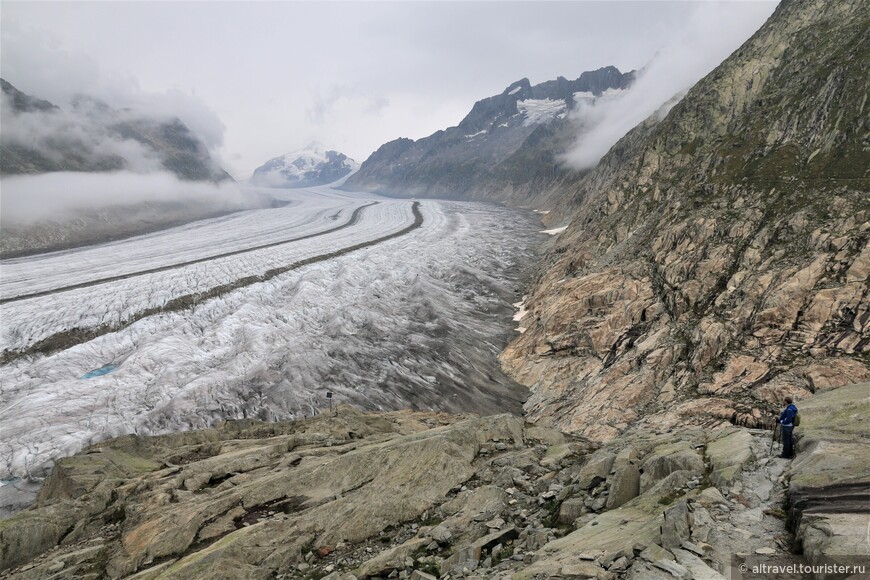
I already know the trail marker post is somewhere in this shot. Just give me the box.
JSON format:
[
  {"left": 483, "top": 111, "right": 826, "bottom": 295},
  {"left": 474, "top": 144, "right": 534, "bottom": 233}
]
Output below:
[{"left": 326, "top": 391, "right": 333, "bottom": 415}]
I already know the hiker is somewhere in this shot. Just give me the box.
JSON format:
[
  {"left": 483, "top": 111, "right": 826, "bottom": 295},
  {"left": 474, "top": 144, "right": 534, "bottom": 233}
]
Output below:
[{"left": 778, "top": 396, "right": 798, "bottom": 459}]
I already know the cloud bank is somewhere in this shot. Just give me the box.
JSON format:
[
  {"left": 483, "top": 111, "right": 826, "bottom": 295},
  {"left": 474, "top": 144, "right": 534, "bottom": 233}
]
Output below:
[
  {"left": 561, "top": 2, "right": 775, "bottom": 170},
  {"left": 0, "top": 171, "right": 251, "bottom": 224}
]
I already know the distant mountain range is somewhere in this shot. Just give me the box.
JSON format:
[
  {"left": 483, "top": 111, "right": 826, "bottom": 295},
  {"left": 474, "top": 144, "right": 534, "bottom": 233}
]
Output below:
[
  {"left": 343, "top": 66, "right": 634, "bottom": 205},
  {"left": 0, "top": 78, "right": 230, "bottom": 182},
  {"left": 249, "top": 143, "right": 358, "bottom": 188}
]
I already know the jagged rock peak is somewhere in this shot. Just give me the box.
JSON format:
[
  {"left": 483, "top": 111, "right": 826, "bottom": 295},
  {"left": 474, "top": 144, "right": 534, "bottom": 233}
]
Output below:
[{"left": 501, "top": 78, "right": 531, "bottom": 96}]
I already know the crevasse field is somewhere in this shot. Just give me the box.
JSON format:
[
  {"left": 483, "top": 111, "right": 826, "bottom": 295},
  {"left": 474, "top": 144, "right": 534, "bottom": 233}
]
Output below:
[{"left": 0, "top": 185, "right": 544, "bottom": 511}]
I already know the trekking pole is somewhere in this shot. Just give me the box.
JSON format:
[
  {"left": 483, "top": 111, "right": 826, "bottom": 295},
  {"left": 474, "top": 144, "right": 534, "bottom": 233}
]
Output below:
[{"left": 769, "top": 421, "right": 779, "bottom": 456}]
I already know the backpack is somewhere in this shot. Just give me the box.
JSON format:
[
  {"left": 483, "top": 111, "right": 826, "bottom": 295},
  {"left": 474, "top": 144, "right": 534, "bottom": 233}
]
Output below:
[{"left": 793, "top": 411, "right": 801, "bottom": 427}]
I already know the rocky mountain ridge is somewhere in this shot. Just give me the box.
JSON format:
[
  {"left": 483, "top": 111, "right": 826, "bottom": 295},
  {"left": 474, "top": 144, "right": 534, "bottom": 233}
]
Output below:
[
  {"left": 249, "top": 143, "right": 359, "bottom": 188},
  {"left": 1, "top": 383, "right": 865, "bottom": 578},
  {"left": 343, "top": 67, "right": 634, "bottom": 206},
  {"left": 500, "top": 0, "right": 869, "bottom": 441}
]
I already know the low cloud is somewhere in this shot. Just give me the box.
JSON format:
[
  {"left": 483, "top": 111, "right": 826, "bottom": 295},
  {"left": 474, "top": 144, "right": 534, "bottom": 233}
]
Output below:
[
  {"left": 561, "top": 2, "right": 775, "bottom": 170},
  {"left": 1, "top": 171, "right": 250, "bottom": 224}
]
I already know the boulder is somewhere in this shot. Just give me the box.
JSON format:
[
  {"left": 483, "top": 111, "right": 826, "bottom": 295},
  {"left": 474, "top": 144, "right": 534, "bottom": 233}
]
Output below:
[
  {"left": 660, "top": 501, "right": 693, "bottom": 550},
  {"left": 652, "top": 558, "right": 690, "bottom": 579},
  {"left": 428, "top": 525, "right": 452, "bottom": 545},
  {"left": 605, "top": 464, "right": 640, "bottom": 510},
  {"left": 612, "top": 447, "right": 638, "bottom": 471},
  {"left": 355, "top": 538, "right": 428, "bottom": 578},
  {"left": 524, "top": 426, "right": 568, "bottom": 447},
  {"left": 706, "top": 430, "right": 754, "bottom": 490},
  {"left": 639, "top": 442, "right": 704, "bottom": 492},
  {"left": 696, "top": 487, "right": 728, "bottom": 508},
  {"left": 513, "top": 506, "right": 662, "bottom": 579},
  {"left": 671, "top": 548, "right": 726, "bottom": 580},
  {"left": 558, "top": 561, "right": 614, "bottom": 579},
  {"left": 575, "top": 453, "right": 615, "bottom": 490},
  {"left": 639, "top": 543, "right": 673, "bottom": 564},
  {"left": 440, "top": 525, "right": 518, "bottom": 575},
  {"left": 557, "top": 498, "right": 586, "bottom": 525}
]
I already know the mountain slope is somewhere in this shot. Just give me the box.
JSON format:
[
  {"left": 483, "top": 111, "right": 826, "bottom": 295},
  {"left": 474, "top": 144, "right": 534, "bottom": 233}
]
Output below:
[
  {"left": 249, "top": 143, "right": 358, "bottom": 188},
  {"left": 343, "top": 67, "right": 634, "bottom": 205},
  {"left": 0, "top": 79, "right": 231, "bottom": 182},
  {"left": 501, "top": 0, "right": 870, "bottom": 440}
]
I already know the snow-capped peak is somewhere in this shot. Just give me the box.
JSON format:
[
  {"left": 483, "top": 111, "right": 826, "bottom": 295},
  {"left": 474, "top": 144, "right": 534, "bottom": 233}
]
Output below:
[{"left": 250, "top": 144, "right": 359, "bottom": 188}]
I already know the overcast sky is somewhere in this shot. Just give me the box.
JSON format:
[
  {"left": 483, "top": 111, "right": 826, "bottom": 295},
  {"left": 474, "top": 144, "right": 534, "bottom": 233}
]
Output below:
[{"left": 1, "top": 1, "right": 776, "bottom": 180}]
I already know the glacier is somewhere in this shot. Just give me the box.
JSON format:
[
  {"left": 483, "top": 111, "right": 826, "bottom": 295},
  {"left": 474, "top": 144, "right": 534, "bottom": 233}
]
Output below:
[{"left": 0, "top": 184, "right": 545, "bottom": 510}]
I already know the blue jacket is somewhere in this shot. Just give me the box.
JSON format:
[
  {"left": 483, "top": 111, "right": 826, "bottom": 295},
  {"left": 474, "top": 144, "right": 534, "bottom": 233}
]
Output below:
[{"left": 780, "top": 403, "right": 798, "bottom": 426}]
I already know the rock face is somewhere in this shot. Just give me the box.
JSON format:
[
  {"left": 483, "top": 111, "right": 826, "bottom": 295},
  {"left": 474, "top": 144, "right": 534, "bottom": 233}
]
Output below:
[
  {"left": 0, "top": 79, "right": 231, "bottom": 181},
  {"left": 343, "top": 67, "right": 634, "bottom": 206},
  {"left": 501, "top": 0, "right": 869, "bottom": 441},
  {"left": 249, "top": 143, "right": 359, "bottom": 188}
]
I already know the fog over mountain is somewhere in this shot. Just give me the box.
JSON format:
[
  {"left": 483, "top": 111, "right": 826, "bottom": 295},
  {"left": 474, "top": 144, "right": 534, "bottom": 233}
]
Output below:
[{"left": 0, "top": 79, "right": 268, "bottom": 256}]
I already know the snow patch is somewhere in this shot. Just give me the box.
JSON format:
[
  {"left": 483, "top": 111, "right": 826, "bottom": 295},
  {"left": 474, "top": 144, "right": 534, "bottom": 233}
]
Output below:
[
  {"left": 465, "top": 129, "right": 487, "bottom": 139},
  {"left": 517, "top": 98, "right": 567, "bottom": 126},
  {"left": 508, "top": 85, "right": 523, "bottom": 95},
  {"left": 512, "top": 295, "right": 528, "bottom": 333},
  {"left": 540, "top": 226, "right": 568, "bottom": 236}
]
